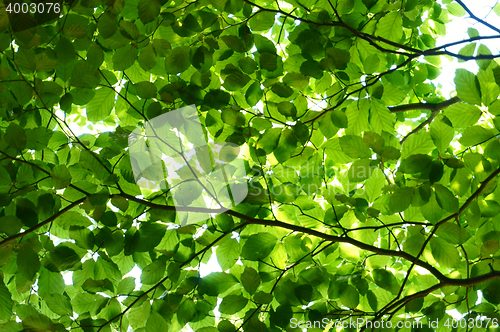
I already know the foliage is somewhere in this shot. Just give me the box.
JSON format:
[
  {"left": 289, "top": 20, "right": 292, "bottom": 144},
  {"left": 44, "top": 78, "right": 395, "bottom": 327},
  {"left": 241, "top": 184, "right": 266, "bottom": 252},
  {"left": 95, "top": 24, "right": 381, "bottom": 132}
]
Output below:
[{"left": 1, "top": 0, "right": 500, "bottom": 331}]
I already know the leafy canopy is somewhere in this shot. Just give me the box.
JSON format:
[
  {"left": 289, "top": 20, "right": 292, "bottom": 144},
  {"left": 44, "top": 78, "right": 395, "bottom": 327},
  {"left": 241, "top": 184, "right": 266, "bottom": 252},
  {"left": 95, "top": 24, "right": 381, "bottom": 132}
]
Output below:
[{"left": 1, "top": 0, "right": 500, "bottom": 331}]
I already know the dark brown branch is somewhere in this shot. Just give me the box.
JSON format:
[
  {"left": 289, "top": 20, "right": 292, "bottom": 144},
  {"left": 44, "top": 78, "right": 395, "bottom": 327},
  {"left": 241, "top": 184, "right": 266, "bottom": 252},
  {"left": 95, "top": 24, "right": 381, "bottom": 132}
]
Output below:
[
  {"left": 389, "top": 96, "right": 461, "bottom": 113},
  {"left": 368, "top": 164, "right": 500, "bottom": 327},
  {"left": 425, "top": 34, "right": 500, "bottom": 53},
  {"left": 362, "top": 268, "right": 500, "bottom": 332},
  {"left": 455, "top": 0, "right": 500, "bottom": 34},
  {"left": 0, "top": 198, "right": 86, "bottom": 248},
  {"left": 400, "top": 111, "right": 439, "bottom": 144},
  {"left": 97, "top": 222, "right": 248, "bottom": 332},
  {"left": 117, "top": 194, "right": 447, "bottom": 281},
  {"left": 423, "top": 49, "right": 500, "bottom": 60}
]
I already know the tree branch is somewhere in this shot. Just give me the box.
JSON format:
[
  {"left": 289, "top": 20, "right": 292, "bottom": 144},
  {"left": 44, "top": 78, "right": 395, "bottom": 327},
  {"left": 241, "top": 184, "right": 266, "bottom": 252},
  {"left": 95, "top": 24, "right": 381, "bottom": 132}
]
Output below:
[
  {"left": 369, "top": 164, "right": 500, "bottom": 326},
  {"left": 117, "top": 194, "right": 448, "bottom": 281},
  {"left": 389, "top": 96, "right": 461, "bottom": 113},
  {"left": 455, "top": 0, "right": 500, "bottom": 34},
  {"left": 0, "top": 198, "right": 86, "bottom": 248},
  {"left": 400, "top": 110, "right": 439, "bottom": 144}
]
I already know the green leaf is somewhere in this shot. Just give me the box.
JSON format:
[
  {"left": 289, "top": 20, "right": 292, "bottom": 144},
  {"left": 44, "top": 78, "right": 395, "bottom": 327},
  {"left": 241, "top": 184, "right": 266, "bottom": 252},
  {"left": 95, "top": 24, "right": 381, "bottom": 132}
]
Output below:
[
  {"left": 300, "top": 60, "right": 323, "bottom": 79},
  {"left": 138, "top": 44, "right": 157, "bottom": 71},
  {"left": 399, "top": 154, "right": 433, "bottom": 173},
  {"left": 165, "top": 47, "right": 191, "bottom": 74},
  {"left": 365, "top": 168, "right": 385, "bottom": 202},
  {"left": 214, "top": 214, "right": 234, "bottom": 233},
  {"left": 112, "top": 44, "right": 138, "bottom": 71},
  {"left": 444, "top": 103, "right": 482, "bottom": 128},
  {"left": 22, "top": 314, "right": 54, "bottom": 331},
  {"left": 339, "top": 135, "right": 372, "bottom": 158},
  {"left": 16, "top": 198, "right": 38, "bottom": 228},
  {"left": 259, "top": 52, "right": 277, "bottom": 71},
  {"left": 479, "top": 199, "right": 500, "bottom": 217},
  {"left": 204, "top": 89, "right": 230, "bottom": 109},
  {"left": 241, "top": 232, "right": 277, "bottom": 261},
  {"left": 277, "top": 101, "right": 296, "bottom": 117},
  {"left": 346, "top": 100, "right": 369, "bottom": 135},
  {"left": 146, "top": 312, "right": 169, "bottom": 332},
  {"left": 241, "top": 267, "right": 260, "bottom": 294},
  {"left": 50, "top": 245, "right": 81, "bottom": 270},
  {"left": 87, "top": 43, "right": 104, "bottom": 69},
  {"left": 140, "top": 261, "right": 166, "bottom": 284},
  {"left": 476, "top": 44, "right": 493, "bottom": 70},
  {"left": 97, "top": 12, "right": 118, "bottom": 39},
  {"left": 254, "top": 291, "right": 273, "bottom": 304},
  {"left": 44, "top": 294, "right": 73, "bottom": 316},
  {"left": 70, "top": 62, "right": 99, "bottom": 89},
  {"left": 283, "top": 72, "right": 309, "bottom": 90},
  {"left": 483, "top": 280, "right": 500, "bottom": 304},
  {"left": 219, "top": 295, "right": 248, "bottom": 314},
  {"left": 364, "top": 54, "right": 380, "bottom": 74},
  {"left": 17, "top": 245, "right": 40, "bottom": 280},
  {"left": 271, "top": 83, "right": 293, "bottom": 98},
  {"left": 249, "top": 11, "right": 276, "bottom": 32},
  {"left": 459, "top": 126, "right": 495, "bottom": 146},
  {"left": 26, "top": 127, "right": 53, "bottom": 151},
  {"left": 458, "top": 43, "right": 476, "bottom": 60},
  {"left": 389, "top": 187, "right": 414, "bottom": 213},
  {"left": 178, "top": 299, "right": 197, "bottom": 326},
  {"left": 372, "top": 269, "right": 400, "bottom": 295},
  {"left": 216, "top": 237, "right": 240, "bottom": 271},
  {"left": 51, "top": 164, "right": 72, "bottom": 189},
  {"left": 0, "top": 280, "right": 13, "bottom": 322},
  {"left": 348, "top": 159, "right": 372, "bottom": 182},
  {"left": 273, "top": 129, "right": 297, "bottom": 163},
  {"left": 82, "top": 278, "right": 114, "bottom": 293},
  {"left": 376, "top": 11, "right": 403, "bottom": 42},
  {"left": 401, "top": 131, "right": 434, "bottom": 158},
  {"left": 436, "top": 222, "right": 471, "bottom": 245},
  {"left": 292, "top": 121, "right": 309, "bottom": 145},
  {"left": 257, "top": 128, "right": 281, "bottom": 154},
  {"left": 5, "top": 123, "right": 27, "bottom": 151},
  {"left": 370, "top": 100, "right": 394, "bottom": 133},
  {"left": 447, "top": 3, "right": 466, "bottom": 16},
  {"left": 421, "top": 193, "right": 442, "bottom": 223},
  {"left": 11, "top": 80, "right": 33, "bottom": 106},
  {"left": 363, "top": 131, "right": 384, "bottom": 153},
  {"left": 482, "top": 238, "right": 500, "bottom": 255},
  {"left": 430, "top": 116, "right": 454, "bottom": 153},
  {"left": 223, "top": 72, "right": 250, "bottom": 91},
  {"left": 494, "top": 2, "right": 500, "bottom": 16},
  {"left": 55, "top": 38, "right": 75, "bottom": 65},
  {"left": 331, "top": 109, "right": 348, "bottom": 128},
  {"left": 0, "top": 216, "right": 22, "bottom": 236},
  {"left": 326, "top": 47, "right": 350, "bottom": 69},
  {"left": 339, "top": 284, "right": 359, "bottom": 308},
  {"left": 116, "top": 277, "right": 136, "bottom": 295},
  {"left": 238, "top": 57, "right": 258, "bottom": 75},
  {"left": 134, "top": 81, "right": 157, "bottom": 99},
  {"left": 86, "top": 88, "right": 116, "bottom": 122},
  {"left": 198, "top": 272, "right": 238, "bottom": 296},
  {"left": 56, "top": 211, "right": 92, "bottom": 229},
  {"left": 0, "top": 321, "right": 22, "bottom": 332},
  {"left": 430, "top": 237, "right": 460, "bottom": 268},
  {"left": 138, "top": 0, "right": 160, "bottom": 24},
  {"left": 245, "top": 82, "right": 263, "bottom": 106},
  {"left": 434, "top": 184, "right": 458, "bottom": 213},
  {"left": 454, "top": 69, "right": 482, "bottom": 105},
  {"left": 38, "top": 268, "right": 65, "bottom": 297}
]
